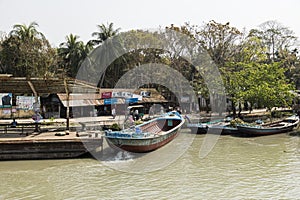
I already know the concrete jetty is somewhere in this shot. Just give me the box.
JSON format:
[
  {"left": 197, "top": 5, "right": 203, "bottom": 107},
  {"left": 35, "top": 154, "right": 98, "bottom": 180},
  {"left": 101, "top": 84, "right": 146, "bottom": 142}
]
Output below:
[
  {"left": 0, "top": 131, "right": 103, "bottom": 160},
  {"left": 0, "top": 116, "right": 115, "bottom": 160}
]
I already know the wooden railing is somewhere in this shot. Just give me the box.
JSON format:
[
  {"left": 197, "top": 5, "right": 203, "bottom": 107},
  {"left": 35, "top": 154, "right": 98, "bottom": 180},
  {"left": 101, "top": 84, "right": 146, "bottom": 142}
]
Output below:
[{"left": 0, "top": 122, "right": 40, "bottom": 135}]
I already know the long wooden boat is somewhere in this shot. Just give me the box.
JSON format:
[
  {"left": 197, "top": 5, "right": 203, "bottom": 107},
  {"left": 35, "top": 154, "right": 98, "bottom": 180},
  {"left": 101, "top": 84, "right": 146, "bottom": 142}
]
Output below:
[
  {"left": 187, "top": 117, "right": 236, "bottom": 135},
  {"left": 207, "top": 124, "right": 238, "bottom": 135},
  {"left": 187, "top": 119, "right": 223, "bottom": 134},
  {"left": 104, "top": 111, "right": 184, "bottom": 153},
  {"left": 236, "top": 115, "right": 299, "bottom": 136}
]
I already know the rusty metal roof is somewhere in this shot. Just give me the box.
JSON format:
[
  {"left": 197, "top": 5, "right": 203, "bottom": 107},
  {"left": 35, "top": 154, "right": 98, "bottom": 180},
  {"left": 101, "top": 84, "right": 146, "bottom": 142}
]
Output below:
[
  {"left": 0, "top": 75, "right": 168, "bottom": 105},
  {"left": 57, "top": 88, "right": 167, "bottom": 107},
  {"left": 0, "top": 76, "right": 99, "bottom": 94}
]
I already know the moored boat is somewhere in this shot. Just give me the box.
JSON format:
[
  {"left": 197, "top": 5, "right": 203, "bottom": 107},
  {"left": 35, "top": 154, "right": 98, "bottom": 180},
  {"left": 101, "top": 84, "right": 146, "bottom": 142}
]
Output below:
[
  {"left": 104, "top": 111, "right": 184, "bottom": 153},
  {"left": 207, "top": 124, "right": 238, "bottom": 135},
  {"left": 187, "top": 117, "right": 236, "bottom": 135},
  {"left": 187, "top": 119, "right": 224, "bottom": 134},
  {"left": 235, "top": 115, "right": 299, "bottom": 136}
]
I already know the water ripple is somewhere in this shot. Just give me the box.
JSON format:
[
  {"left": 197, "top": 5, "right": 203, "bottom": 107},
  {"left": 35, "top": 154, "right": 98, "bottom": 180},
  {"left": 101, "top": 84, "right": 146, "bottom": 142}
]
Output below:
[{"left": 0, "top": 132, "right": 299, "bottom": 199}]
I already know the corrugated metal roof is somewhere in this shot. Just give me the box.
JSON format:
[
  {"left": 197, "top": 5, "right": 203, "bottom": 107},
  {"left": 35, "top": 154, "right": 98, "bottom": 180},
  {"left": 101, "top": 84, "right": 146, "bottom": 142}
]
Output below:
[
  {"left": 61, "top": 99, "right": 104, "bottom": 107},
  {"left": 57, "top": 88, "right": 167, "bottom": 107},
  {"left": 0, "top": 77, "right": 99, "bottom": 94}
]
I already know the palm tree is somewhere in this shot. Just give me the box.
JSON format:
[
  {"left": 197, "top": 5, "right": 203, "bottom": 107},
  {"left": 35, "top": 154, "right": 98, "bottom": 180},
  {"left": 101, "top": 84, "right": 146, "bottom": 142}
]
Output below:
[
  {"left": 90, "top": 22, "right": 121, "bottom": 46},
  {"left": 59, "top": 34, "right": 93, "bottom": 77},
  {"left": 9, "top": 22, "right": 44, "bottom": 41},
  {"left": 3, "top": 22, "right": 56, "bottom": 77},
  {"left": 83, "top": 22, "right": 123, "bottom": 87}
]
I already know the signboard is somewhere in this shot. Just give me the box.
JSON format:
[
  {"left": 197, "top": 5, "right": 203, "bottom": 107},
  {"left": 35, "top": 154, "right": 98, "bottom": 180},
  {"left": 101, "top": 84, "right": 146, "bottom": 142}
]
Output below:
[
  {"left": 2, "top": 108, "right": 11, "bottom": 115},
  {"left": 125, "top": 98, "right": 138, "bottom": 104},
  {"left": 103, "top": 98, "right": 138, "bottom": 105},
  {"left": 16, "top": 96, "right": 40, "bottom": 110},
  {"left": 140, "top": 91, "right": 151, "bottom": 97},
  {"left": 104, "top": 98, "right": 118, "bottom": 105},
  {"left": 112, "top": 91, "right": 123, "bottom": 98},
  {"left": 122, "top": 92, "right": 133, "bottom": 98},
  {"left": 0, "top": 93, "right": 12, "bottom": 108},
  {"left": 101, "top": 92, "right": 112, "bottom": 99},
  {"left": 112, "top": 91, "right": 133, "bottom": 98}
]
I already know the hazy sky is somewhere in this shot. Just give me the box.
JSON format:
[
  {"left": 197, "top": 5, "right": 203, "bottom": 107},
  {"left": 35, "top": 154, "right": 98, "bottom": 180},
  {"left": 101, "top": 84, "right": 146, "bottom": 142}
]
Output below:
[{"left": 1, "top": 0, "right": 300, "bottom": 47}]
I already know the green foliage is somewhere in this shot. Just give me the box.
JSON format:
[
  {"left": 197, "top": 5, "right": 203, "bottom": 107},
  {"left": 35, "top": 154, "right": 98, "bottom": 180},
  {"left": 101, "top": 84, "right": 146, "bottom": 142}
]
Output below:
[
  {"left": 230, "top": 118, "right": 244, "bottom": 127},
  {"left": 90, "top": 22, "right": 121, "bottom": 46},
  {"left": 0, "top": 22, "right": 57, "bottom": 77},
  {"left": 191, "top": 20, "right": 243, "bottom": 66},
  {"left": 271, "top": 110, "right": 293, "bottom": 118},
  {"left": 58, "top": 34, "right": 92, "bottom": 78},
  {"left": 0, "top": 20, "right": 299, "bottom": 117},
  {"left": 134, "top": 120, "right": 143, "bottom": 125},
  {"left": 109, "top": 123, "right": 121, "bottom": 131},
  {"left": 240, "top": 62, "right": 294, "bottom": 110}
]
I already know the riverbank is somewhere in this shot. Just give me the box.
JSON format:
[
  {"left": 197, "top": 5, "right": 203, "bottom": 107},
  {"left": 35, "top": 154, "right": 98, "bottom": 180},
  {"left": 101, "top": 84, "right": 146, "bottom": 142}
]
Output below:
[{"left": 0, "top": 108, "right": 297, "bottom": 160}]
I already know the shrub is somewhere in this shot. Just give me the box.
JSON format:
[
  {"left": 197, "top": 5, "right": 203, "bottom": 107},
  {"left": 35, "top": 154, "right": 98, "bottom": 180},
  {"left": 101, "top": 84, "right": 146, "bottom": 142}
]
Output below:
[
  {"left": 230, "top": 118, "right": 244, "bottom": 127},
  {"left": 109, "top": 123, "right": 121, "bottom": 131}
]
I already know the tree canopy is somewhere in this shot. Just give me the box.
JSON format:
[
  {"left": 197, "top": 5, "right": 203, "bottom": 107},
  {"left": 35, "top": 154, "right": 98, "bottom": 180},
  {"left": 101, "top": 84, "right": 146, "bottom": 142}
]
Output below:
[
  {"left": 0, "top": 22, "right": 56, "bottom": 77},
  {"left": 0, "top": 20, "right": 299, "bottom": 115}
]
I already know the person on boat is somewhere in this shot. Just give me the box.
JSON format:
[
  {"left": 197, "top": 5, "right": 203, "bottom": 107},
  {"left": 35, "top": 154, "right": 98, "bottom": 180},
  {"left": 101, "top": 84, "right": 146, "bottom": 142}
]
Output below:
[
  {"left": 148, "top": 107, "right": 153, "bottom": 118},
  {"left": 160, "top": 107, "right": 164, "bottom": 115},
  {"left": 129, "top": 115, "right": 134, "bottom": 126},
  {"left": 176, "top": 107, "right": 182, "bottom": 114},
  {"left": 134, "top": 109, "right": 139, "bottom": 121}
]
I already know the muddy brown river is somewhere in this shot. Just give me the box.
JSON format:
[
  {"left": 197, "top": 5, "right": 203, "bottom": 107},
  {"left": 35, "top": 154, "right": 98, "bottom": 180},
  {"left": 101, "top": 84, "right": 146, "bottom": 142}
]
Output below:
[{"left": 0, "top": 128, "right": 299, "bottom": 199}]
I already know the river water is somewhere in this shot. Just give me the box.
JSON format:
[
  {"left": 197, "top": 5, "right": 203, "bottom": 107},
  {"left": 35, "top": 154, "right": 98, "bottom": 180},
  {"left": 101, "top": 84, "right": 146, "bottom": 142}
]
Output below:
[{"left": 0, "top": 129, "right": 299, "bottom": 199}]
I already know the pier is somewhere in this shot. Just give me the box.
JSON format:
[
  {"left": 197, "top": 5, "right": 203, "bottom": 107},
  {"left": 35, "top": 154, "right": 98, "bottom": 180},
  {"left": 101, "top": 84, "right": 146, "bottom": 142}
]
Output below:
[{"left": 0, "top": 116, "right": 118, "bottom": 160}]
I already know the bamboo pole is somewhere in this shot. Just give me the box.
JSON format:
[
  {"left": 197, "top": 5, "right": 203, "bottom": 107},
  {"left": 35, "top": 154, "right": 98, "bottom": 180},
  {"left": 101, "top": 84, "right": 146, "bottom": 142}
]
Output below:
[{"left": 64, "top": 79, "right": 70, "bottom": 130}]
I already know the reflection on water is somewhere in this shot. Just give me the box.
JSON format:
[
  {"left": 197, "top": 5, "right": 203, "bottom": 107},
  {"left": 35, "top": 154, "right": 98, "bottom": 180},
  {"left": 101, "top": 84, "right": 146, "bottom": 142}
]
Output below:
[{"left": 0, "top": 129, "right": 299, "bottom": 199}]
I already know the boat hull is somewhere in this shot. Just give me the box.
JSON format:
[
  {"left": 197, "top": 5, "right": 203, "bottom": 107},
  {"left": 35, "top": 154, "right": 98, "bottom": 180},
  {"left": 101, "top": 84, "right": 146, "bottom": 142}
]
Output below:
[
  {"left": 106, "top": 127, "right": 180, "bottom": 153},
  {"left": 104, "top": 111, "right": 184, "bottom": 153},
  {"left": 235, "top": 116, "right": 299, "bottom": 136},
  {"left": 188, "top": 124, "right": 237, "bottom": 135},
  {"left": 236, "top": 125, "right": 295, "bottom": 136},
  {"left": 188, "top": 126, "right": 208, "bottom": 134},
  {"left": 208, "top": 125, "right": 238, "bottom": 135}
]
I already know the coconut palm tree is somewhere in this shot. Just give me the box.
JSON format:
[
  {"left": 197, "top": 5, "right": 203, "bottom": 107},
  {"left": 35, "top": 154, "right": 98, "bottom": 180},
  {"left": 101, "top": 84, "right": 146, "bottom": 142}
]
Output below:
[
  {"left": 58, "top": 34, "right": 93, "bottom": 77},
  {"left": 83, "top": 22, "right": 124, "bottom": 87},
  {"left": 90, "top": 22, "right": 121, "bottom": 46},
  {"left": 9, "top": 22, "right": 44, "bottom": 41},
  {"left": 2, "top": 22, "right": 56, "bottom": 77}
]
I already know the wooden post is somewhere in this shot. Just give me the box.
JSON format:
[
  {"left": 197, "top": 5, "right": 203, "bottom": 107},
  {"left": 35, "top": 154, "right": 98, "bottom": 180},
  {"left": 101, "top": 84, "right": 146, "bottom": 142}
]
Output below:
[
  {"left": 64, "top": 79, "right": 70, "bottom": 130},
  {"left": 66, "top": 93, "right": 70, "bottom": 130},
  {"left": 28, "top": 81, "right": 40, "bottom": 132},
  {"left": 27, "top": 81, "right": 38, "bottom": 102}
]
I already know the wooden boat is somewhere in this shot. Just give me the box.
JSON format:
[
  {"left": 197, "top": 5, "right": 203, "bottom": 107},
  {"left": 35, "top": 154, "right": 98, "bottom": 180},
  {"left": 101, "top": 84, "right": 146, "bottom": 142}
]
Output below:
[
  {"left": 187, "top": 119, "right": 223, "bottom": 134},
  {"left": 236, "top": 115, "right": 299, "bottom": 136},
  {"left": 207, "top": 124, "right": 238, "bottom": 135},
  {"left": 104, "top": 111, "right": 184, "bottom": 153},
  {"left": 187, "top": 117, "right": 236, "bottom": 135}
]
